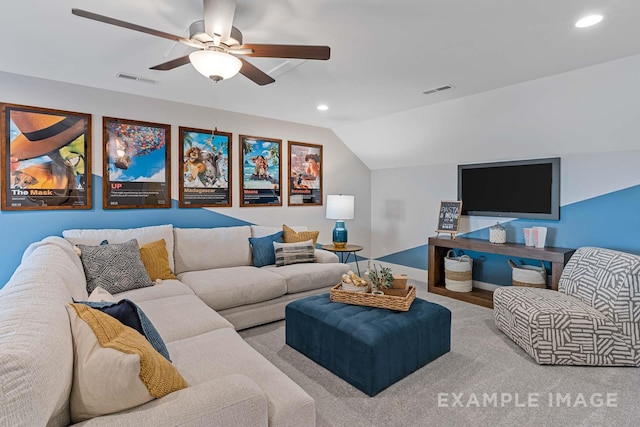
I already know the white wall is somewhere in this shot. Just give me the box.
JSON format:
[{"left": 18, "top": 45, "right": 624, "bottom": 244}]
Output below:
[
  {"left": 365, "top": 53, "right": 640, "bottom": 262},
  {"left": 0, "top": 71, "right": 371, "bottom": 284},
  {"left": 336, "top": 52, "right": 640, "bottom": 170}
]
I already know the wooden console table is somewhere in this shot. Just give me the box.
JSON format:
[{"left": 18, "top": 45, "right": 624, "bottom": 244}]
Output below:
[{"left": 428, "top": 236, "right": 576, "bottom": 308}]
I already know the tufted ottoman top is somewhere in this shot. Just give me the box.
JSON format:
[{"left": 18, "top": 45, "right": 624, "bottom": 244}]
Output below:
[{"left": 285, "top": 293, "right": 451, "bottom": 396}]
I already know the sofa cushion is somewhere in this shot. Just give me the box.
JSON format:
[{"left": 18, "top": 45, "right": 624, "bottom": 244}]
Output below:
[
  {"left": 251, "top": 224, "right": 307, "bottom": 238},
  {"left": 66, "top": 303, "right": 187, "bottom": 423},
  {"left": 88, "top": 286, "right": 117, "bottom": 302},
  {"left": 77, "top": 239, "right": 153, "bottom": 294},
  {"left": 0, "top": 243, "right": 77, "bottom": 427},
  {"left": 166, "top": 327, "right": 315, "bottom": 427},
  {"left": 178, "top": 266, "right": 287, "bottom": 311},
  {"left": 283, "top": 224, "right": 319, "bottom": 247},
  {"left": 63, "top": 224, "right": 176, "bottom": 272},
  {"left": 274, "top": 240, "right": 316, "bottom": 267},
  {"left": 314, "top": 248, "right": 340, "bottom": 263},
  {"left": 249, "top": 231, "right": 283, "bottom": 267},
  {"left": 115, "top": 279, "right": 194, "bottom": 302},
  {"left": 174, "top": 226, "right": 252, "bottom": 274},
  {"left": 21, "top": 236, "right": 88, "bottom": 301},
  {"left": 77, "top": 299, "right": 171, "bottom": 362},
  {"left": 134, "top": 294, "right": 235, "bottom": 343},
  {"left": 264, "top": 262, "right": 350, "bottom": 293},
  {"left": 139, "top": 239, "right": 178, "bottom": 281}
]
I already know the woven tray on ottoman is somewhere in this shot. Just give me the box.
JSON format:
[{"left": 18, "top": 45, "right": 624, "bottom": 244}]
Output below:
[
  {"left": 285, "top": 293, "right": 451, "bottom": 396},
  {"left": 330, "top": 283, "right": 416, "bottom": 311}
]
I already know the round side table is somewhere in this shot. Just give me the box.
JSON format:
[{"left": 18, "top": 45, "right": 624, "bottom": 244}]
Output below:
[{"left": 321, "top": 244, "right": 364, "bottom": 275}]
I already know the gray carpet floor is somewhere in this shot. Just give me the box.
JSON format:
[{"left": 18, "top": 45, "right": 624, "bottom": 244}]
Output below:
[{"left": 239, "top": 282, "right": 639, "bottom": 427}]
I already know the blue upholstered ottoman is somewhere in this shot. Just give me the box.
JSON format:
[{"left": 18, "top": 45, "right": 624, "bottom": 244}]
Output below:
[{"left": 285, "top": 293, "right": 451, "bottom": 396}]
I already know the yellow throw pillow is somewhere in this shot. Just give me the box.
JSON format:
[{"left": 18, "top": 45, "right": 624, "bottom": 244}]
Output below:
[
  {"left": 139, "top": 239, "right": 177, "bottom": 281},
  {"left": 66, "top": 303, "right": 188, "bottom": 422},
  {"left": 283, "top": 224, "right": 319, "bottom": 247}
]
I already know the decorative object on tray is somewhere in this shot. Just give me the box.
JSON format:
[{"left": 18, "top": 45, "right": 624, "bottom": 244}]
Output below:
[
  {"left": 365, "top": 262, "right": 394, "bottom": 293},
  {"left": 444, "top": 250, "right": 473, "bottom": 292},
  {"left": 489, "top": 222, "right": 506, "bottom": 244},
  {"left": 382, "top": 274, "right": 409, "bottom": 297},
  {"left": 330, "top": 283, "right": 416, "bottom": 311},
  {"left": 340, "top": 270, "right": 368, "bottom": 292},
  {"left": 508, "top": 260, "right": 547, "bottom": 288}
]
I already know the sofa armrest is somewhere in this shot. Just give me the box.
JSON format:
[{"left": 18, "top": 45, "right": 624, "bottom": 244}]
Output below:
[
  {"left": 74, "top": 375, "right": 268, "bottom": 427},
  {"left": 314, "top": 249, "right": 339, "bottom": 263}
]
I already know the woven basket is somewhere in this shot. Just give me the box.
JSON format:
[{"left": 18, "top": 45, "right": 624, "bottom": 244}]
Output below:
[
  {"left": 444, "top": 250, "right": 473, "bottom": 292},
  {"left": 330, "top": 283, "right": 416, "bottom": 311},
  {"left": 508, "top": 260, "right": 547, "bottom": 288}
]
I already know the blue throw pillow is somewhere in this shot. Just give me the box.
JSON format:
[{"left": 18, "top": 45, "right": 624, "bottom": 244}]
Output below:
[
  {"left": 77, "top": 299, "right": 171, "bottom": 362},
  {"left": 249, "top": 231, "right": 284, "bottom": 267}
]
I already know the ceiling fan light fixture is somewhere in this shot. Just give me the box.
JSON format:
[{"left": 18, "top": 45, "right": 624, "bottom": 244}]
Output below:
[{"left": 189, "top": 50, "right": 242, "bottom": 81}]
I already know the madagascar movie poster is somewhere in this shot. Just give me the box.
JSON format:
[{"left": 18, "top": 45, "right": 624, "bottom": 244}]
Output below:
[{"left": 179, "top": 127, "right": 232, "bottom": 207}]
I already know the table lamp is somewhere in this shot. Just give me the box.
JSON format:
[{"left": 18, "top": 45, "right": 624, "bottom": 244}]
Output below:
[{"left": 326, "top": 195, "right": 355, "bottom": 248}]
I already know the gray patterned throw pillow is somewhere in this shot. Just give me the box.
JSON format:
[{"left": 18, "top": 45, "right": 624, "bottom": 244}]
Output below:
[
  {"left": 273, "top": 239, "right": 316, "bottom": 267},
  {"left": 78, "top": 239, "right": 153, "bottom": 294}
]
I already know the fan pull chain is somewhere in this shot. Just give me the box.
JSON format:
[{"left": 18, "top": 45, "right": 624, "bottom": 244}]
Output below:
[{"left": 211, "top": 79, "right": 218, "bottom": 136}]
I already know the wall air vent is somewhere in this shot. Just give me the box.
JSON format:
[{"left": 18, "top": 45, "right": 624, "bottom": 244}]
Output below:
[
  {"left": 422, "top": 84, "right": 454, "bottom": 95},
  {"left": 115, "top": 72, "right": 158, "bottom": 85}
]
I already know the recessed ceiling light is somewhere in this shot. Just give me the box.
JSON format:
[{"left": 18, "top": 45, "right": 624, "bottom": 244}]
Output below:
[
  {"left": 317, "top": 104, "right": 329, "bottom": 111},
  {"left": 575, "top": 14, "right": 603, "bottom": 28}
]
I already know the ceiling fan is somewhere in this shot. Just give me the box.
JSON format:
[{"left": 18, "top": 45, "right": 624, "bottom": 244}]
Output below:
[{"left": 71, "top": 0, "right": 330, "bottom": 85}]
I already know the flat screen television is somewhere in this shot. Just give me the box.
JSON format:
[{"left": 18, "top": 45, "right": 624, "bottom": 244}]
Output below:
[{"left": 457, "top": 157, "right": 560, "bottom": 220}]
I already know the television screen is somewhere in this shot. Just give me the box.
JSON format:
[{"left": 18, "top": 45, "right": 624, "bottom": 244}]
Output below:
[{"left": 458, "top": 157, "right": 560, "bottom": 220}]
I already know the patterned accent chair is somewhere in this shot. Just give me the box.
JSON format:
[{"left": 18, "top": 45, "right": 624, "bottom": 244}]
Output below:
[{"left": 493, "top": 247, "right": 640, "bottom": 366}]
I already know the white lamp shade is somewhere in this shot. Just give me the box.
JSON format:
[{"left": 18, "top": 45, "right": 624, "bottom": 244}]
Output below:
[
  {"left": 326, "top": 195, "right": 355, "bottom": 220},
  {"left": 189, "top": 50, "right": 242, "bottom": 80}
]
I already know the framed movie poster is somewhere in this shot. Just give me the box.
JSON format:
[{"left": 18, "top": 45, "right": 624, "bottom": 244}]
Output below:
[
  {"left": 239, "top": 135, "right": 282, "bottom": 207},
  {"left": 179, "top": 127, "right": 232, "bottom": 207},
  {"left": 103, "top": 117, "right": 171, "bottom": 209},
  {"left": 1, "top": 103, "right": 92, "bottom": 210},
  {"left": 288, "top": 141, "right": 322, "bottom": 206}
]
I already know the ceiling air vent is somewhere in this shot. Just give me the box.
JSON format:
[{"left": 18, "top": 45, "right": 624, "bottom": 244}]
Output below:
[
  {"left": 115, "top": 72, "right": 158, "bottom": 85},
  {"left": 422, "top": 84, "right": 454, "bottom": 95}
]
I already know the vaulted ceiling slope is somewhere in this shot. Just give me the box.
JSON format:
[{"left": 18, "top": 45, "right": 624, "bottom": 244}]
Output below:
[{"left": 2, "top": 1, "right": 640, "bottom": 169}]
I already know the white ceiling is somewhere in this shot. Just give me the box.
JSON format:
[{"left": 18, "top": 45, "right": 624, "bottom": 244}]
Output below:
[{"left": 2, "top": 1, "right": 640, "bottom": 166}]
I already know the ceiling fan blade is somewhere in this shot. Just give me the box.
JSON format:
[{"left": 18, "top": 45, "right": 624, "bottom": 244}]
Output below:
[
  {"left": 150, "top": 55, "right": 192, "bottom": 71},
  {"left": 239, "top": 58, "right": 275, "bottom": 86},
  {"left": 203, "top": 0, "right": 236, "bottom": 43},
  {"left": 71, "top": 9, "right": 203, "bottom": 48},
  {"left": 239, "top": 44, "right": 330, "bottom": 60}
]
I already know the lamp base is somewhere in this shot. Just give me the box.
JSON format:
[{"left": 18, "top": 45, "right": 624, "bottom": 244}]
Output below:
[{"left": 332, "top": 220, "right": 348, "bottom": 248}]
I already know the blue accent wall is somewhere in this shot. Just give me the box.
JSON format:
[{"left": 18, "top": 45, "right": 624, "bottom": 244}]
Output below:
[
  {"left": 375, "top": 183, "right": 640, "bottom": 286},
  {"left": 0, "top": 175, "right": 250, "bottom": 287},
  {"left": 376, "top": 245, "right": 428, "bottom": 270}
]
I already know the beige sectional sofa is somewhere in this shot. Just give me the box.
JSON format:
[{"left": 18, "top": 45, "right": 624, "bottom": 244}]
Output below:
[
  {"left": 0, "top": 224, "right": 350, "bottom": 426},
  {"left": 63, "top": 224, "right": 349, "bottom": 330}
]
